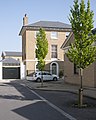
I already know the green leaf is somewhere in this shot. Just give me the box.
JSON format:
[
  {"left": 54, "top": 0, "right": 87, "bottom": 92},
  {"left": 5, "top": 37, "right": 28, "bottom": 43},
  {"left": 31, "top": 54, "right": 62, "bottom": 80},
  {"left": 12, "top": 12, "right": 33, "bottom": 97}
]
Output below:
[
  {"left": 36, "top": 28, "right": 48, "bottom": 71},
  {"left": 67, "top": 0, "right": 96, "bottom": 69}
]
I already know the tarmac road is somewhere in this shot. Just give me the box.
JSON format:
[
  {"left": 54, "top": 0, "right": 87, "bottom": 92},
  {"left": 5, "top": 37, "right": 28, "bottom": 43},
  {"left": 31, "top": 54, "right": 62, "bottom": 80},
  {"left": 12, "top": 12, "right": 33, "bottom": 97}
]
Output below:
[
  {"left": 0, "top": 80, "right": 76, "bottom": 120},
  {"left": 0, "top": 80, "right": 96, "bottom": 120}
]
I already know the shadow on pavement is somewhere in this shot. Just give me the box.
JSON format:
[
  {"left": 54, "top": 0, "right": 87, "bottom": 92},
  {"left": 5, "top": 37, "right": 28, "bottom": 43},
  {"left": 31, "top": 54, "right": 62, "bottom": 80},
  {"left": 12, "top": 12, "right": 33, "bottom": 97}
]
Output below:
[{"left": 1, "top": 81, "right": 39, "bottom": 101}]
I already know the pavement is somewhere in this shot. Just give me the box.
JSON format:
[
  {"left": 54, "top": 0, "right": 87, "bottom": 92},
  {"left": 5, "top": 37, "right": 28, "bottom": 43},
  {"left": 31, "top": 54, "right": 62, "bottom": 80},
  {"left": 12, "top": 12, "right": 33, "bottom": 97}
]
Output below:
[
  {"left": 0, "top": 78, "right": 96, "bottom": 99},
  {"left": 21, "top": 78, "right": 96, "bottom": 100}
]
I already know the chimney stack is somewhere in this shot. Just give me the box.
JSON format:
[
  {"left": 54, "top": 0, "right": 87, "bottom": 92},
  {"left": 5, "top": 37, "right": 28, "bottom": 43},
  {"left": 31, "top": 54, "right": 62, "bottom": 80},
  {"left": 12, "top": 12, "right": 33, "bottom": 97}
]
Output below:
[{"left": 23, "top": 14, "right": 28, "bottom": 26}]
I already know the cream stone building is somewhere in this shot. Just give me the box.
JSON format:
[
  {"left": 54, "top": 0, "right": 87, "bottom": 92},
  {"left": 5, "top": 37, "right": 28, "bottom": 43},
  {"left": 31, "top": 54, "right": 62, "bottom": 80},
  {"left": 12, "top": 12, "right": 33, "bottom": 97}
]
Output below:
[
  {"left": 19, "top": 14, "right": 71, "bottom": 76},
  {"left": 61, "top": 28, "right": 96, "bottom": 88}
]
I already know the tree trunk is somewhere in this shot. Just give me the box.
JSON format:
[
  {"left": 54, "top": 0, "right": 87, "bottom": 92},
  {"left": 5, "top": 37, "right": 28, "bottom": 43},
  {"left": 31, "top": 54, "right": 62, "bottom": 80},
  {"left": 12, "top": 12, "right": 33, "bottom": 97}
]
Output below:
[
  {"left": 41, "top": 71, "right": 43, "bottom": 87},
  {"left": 78, "top": 68, "right": 83, "bottom": 107}
]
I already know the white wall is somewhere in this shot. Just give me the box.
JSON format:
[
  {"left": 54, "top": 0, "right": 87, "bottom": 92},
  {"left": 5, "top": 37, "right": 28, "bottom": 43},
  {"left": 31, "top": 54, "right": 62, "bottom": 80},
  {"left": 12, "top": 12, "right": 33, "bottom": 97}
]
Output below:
[{"left": 20, "top": 62, "right": 26, "bottom": 79}]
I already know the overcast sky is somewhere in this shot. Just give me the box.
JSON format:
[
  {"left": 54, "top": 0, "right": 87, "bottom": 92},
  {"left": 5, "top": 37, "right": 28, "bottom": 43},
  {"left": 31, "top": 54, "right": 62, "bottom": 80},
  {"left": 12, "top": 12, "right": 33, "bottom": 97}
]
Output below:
[{"left": 0, "top": 0, "right": 96, "bottom": 55}]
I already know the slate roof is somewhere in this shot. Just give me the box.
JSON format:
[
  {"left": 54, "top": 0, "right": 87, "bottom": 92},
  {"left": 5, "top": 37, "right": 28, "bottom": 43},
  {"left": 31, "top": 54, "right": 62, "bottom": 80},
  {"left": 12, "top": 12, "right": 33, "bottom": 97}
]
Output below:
[
  {"left": 1, "top": 58, "right": 20, "bottom": 66},
  {"left": 19, "top": 21, "right": 72, "bottom": 35},
  {"left": 1, "top": 51, "right": 22, "bottom": 57},
  {"left": 2, "top": 58, "right": 20, "bottom": 64},
  {"left": 27, "top": 21, "right": 72, "bottom": 29}
]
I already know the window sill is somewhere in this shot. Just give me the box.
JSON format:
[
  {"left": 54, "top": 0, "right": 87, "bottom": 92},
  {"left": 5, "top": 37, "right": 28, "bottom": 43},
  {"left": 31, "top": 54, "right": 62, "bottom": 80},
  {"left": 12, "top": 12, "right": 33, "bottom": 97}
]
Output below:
[
  {"left": 51, "top": 58, "right": 58, "bottom": 61},
  {"left": 51, "top": 37, "right": 58, "bottom": 40}
]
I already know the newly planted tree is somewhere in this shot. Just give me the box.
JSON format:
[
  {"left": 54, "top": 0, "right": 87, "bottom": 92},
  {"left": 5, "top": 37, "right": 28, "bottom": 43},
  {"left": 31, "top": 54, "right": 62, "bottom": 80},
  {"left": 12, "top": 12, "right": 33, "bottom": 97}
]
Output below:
[
  {"left": 67, "top": 0, "right": 96, "bottom": 107},
  {"left": 36, "top": 28, "right": 48, "bottom": 86}
]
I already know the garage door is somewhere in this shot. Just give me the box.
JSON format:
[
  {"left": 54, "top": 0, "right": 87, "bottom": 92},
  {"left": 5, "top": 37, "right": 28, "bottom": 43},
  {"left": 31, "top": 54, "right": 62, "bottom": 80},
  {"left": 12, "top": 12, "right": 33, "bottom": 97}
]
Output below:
[{"left": 3, "top": 67, "right": 20, "bottom": 79}]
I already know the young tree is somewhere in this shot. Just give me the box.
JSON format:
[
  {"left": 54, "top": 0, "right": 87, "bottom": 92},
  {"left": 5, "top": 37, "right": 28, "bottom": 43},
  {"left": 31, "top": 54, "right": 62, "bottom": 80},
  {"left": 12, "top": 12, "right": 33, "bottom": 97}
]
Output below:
[
  {"left": 67, "top": 0, "right": 96, "bottom": 107},
  {"left": 36, "top": 28, "right": 48, "bottom": 86}
]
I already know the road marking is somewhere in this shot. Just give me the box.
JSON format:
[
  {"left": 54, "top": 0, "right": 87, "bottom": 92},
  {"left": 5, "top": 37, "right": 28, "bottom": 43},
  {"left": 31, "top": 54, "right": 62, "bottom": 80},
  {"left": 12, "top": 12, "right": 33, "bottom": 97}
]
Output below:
[{"left": 31, "top": 89, "right": 77, "bottom": 120}]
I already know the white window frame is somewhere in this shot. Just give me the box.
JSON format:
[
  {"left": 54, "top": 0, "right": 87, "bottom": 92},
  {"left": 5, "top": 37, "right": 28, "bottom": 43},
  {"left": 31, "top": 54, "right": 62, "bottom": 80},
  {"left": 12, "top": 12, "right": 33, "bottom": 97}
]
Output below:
[
  {"left": 51, "top": 45, "right": 57, "bottom": 59},
  {"left": 51, "top": 32, "right": 58, "bottom": 39}
]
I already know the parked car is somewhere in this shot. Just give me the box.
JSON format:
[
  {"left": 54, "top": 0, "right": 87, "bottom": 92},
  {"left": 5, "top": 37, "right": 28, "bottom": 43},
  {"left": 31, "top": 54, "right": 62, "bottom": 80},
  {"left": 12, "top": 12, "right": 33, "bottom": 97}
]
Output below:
[{"left": 33, "top": 71, "right": 59, "bottom": 82}]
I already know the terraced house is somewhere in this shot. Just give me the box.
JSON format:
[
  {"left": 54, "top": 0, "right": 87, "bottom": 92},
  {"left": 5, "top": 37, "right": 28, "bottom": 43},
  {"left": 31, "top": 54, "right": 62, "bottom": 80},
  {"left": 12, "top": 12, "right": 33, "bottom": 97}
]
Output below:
[{"left": 19, "top": 14, "right": 71, "bottom": 76}]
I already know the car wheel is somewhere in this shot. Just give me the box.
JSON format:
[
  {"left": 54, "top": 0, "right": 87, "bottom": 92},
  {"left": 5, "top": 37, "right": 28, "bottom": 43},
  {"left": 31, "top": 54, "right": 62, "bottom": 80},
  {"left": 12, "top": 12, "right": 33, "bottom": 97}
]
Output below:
[
  {"left": 36, "top": 78, "right": 41, "bottom": 82},
  {"left": 53, "top": 77, "right": 57, "bottom": 81}
]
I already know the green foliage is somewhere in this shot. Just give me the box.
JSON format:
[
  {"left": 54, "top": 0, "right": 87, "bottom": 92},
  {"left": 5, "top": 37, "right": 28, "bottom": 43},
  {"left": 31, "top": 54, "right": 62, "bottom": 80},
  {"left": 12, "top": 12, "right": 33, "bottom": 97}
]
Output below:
[
  {"left": 67, "top": 0, "right": 96, "bottom": 69},
  {"left": 36, "top": 28, "right": 48, "bottom": 71},
  {"left": 37, "top": 59, "right": 45, "bottom": 71}
]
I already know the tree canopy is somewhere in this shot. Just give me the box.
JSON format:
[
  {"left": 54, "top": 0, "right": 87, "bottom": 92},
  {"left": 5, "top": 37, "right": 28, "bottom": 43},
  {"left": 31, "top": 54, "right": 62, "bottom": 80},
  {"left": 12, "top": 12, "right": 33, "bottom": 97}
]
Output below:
[
  {"left": 67, "top": 0, "right": 96, "bottom": 69},
  {"left": 36, "top": 28, "right": 48, "bottom": 71}
]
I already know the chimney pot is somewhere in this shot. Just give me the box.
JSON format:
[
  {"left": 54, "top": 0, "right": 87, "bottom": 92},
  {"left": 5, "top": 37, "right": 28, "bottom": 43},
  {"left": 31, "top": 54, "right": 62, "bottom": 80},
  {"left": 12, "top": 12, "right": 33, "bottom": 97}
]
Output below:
[{"left": 23, "top": 14, "right": 28, "bottom": 26}]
